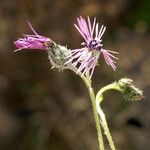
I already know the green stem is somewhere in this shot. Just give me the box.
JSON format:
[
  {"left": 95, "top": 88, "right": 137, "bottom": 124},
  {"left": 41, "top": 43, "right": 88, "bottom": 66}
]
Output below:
[
  {"left": 96, "top": 82, "right": 120, "bottom": 104},
  {"left": 96, "top": 82, "right": 119, "bottom": 150},
  {"left": 69, "top": 66, "right": 104, "bottom": 149},
  {"left": 80, "top": 75, "right": 105, "bottom": 150},
  {"left": 97, "top": 101, "right": 116, "bottom": 150}
]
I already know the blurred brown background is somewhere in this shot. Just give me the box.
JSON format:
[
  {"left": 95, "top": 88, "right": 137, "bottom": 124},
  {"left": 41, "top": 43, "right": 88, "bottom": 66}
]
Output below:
[{"left": 0, "top": 0, "right": 150, "bottom": 150}]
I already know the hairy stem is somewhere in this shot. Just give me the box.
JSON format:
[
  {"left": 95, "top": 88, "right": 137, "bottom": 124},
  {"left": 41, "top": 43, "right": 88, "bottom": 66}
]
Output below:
[
  {"left": 80, "top": 74, "right": 105, "bottom": 150},
  {"left": 96, "top": 83, "right": 118, "bottom": 150},
  {"left": 69, "top": 66, "right": 104, "bottom": 149}
]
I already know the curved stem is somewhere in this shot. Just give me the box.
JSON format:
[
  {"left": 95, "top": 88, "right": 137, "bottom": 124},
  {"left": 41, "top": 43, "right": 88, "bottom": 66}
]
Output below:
[
  {"left": 97, "top": 98, "right": 116, "bottom": 150},
  {"left": 96, "top": 82, "right": 120, "bottom": 104},
  {"left": 96, "top": 83, "right": 118, "bottom": 150}
]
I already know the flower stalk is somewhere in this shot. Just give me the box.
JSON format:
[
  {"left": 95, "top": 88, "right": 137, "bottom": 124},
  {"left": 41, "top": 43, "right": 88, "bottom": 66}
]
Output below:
[
  {"left": 79, "top": 72, "right": 105, "bottom": 150},
  {"left": 96, "top": 78, "right": 143, "bottom": 150},
  {"left": 96, "top": 93, "right": 116, "bottom": 150}
]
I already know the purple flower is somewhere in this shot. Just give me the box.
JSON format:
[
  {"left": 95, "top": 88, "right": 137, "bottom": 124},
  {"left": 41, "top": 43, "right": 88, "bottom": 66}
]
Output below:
[
  {"left": 14, "top": 21, "right": 73, "bottom": 71},
  {"left": 67, "top": 16, "right": 118, "bottom": 78},
  {"left": 14, "top": 21, "right": 53, "bottom": 52}
]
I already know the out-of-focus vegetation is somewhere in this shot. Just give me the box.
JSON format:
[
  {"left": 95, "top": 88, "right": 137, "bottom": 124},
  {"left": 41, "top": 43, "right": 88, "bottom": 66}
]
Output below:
[{"left": 0, "top": 0, "right": 149, "bottom": 150}]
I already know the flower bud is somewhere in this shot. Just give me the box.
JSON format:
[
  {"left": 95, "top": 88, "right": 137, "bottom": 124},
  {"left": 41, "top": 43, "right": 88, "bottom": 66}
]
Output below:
[{"left": 118, "top": 78, "right": 144, "bottom": 101}]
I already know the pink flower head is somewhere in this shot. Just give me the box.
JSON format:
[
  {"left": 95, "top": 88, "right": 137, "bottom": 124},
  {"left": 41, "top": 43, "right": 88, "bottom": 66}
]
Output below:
[
  {"left": 14, "top": 21, "right": 53, "bottom": 52},
  {"left": 67, "top": 16, "right": 118, "bottom": 78}
]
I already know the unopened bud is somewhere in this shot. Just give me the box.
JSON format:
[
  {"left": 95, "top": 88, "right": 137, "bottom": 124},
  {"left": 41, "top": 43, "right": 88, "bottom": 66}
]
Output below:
[{"left": 118, "top": 78, "right": 144, "bottom": 101}]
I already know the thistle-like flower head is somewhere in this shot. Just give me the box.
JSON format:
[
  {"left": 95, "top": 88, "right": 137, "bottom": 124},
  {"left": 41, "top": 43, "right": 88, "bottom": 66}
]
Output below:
[
  {"left": 67, "top": 16, "right": 118, "bottom": 78},
  {"left": 14, "top": 21, "right": 53, "bottom": 52},
  {"left": 75, "top": 16, "right": 105, "bottom": 51},
  {"left": 14, "top": 21, "right": 71, "bottom": 70}
]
